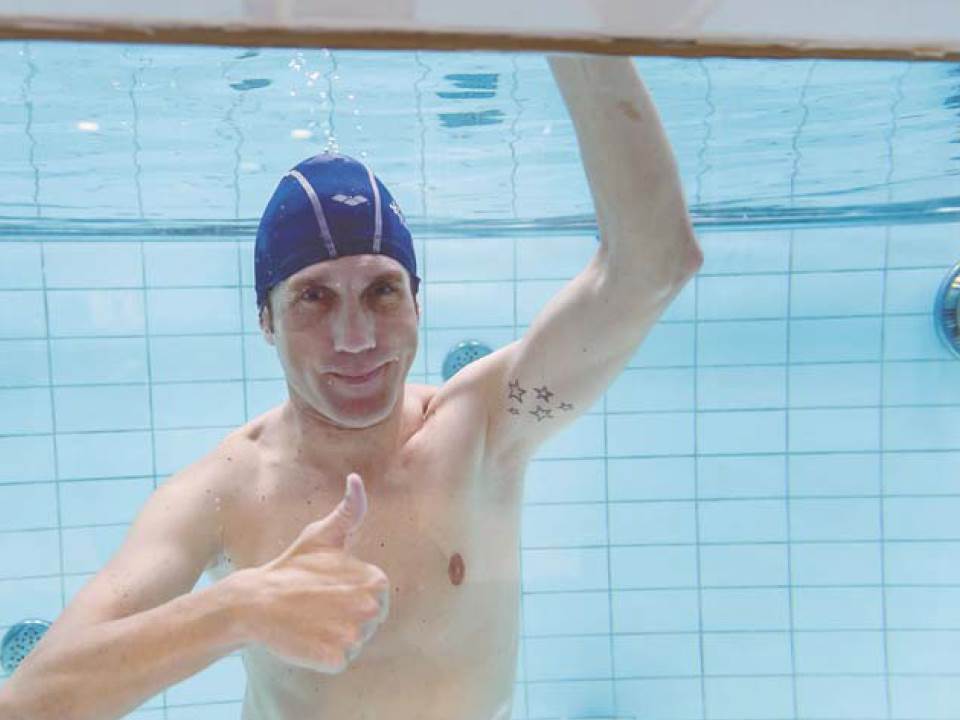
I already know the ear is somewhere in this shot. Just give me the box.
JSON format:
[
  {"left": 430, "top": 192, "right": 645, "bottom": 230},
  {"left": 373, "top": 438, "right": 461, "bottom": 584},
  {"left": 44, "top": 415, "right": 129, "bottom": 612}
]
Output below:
[{"left": 259, "top": 304, "right": 276, "bottom": 346}]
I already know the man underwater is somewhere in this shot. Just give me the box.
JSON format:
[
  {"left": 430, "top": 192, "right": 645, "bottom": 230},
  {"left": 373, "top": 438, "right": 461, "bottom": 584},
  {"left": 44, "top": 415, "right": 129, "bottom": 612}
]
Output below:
[{"left": 0, "top": 55, "right": 702, "bottom": 720}]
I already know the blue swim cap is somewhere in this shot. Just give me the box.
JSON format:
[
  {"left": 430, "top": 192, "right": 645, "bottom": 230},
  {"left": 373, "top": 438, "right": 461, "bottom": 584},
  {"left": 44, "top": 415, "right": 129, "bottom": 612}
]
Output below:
[{"left": 255, "top": 153, "right": 420, "bottom": 309}]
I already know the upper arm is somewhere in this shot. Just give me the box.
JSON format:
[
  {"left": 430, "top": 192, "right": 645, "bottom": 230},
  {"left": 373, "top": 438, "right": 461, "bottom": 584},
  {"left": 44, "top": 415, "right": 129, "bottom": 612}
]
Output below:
[
  {"left": 479, "top": 241, "right": 701, "bottom": 465},
  {"left": 42, "top": 454, "right": 226, "bottom": 643}
]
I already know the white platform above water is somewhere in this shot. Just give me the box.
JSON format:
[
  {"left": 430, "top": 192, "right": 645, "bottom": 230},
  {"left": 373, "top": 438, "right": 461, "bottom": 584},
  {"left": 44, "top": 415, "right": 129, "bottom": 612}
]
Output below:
[{"left": 0, "top": 0, "right": 958, "bottom": 60}]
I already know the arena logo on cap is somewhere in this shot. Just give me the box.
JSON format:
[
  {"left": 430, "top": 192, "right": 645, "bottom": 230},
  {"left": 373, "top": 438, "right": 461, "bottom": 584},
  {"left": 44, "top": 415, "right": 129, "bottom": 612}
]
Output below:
[
  {"left": 390, "top": 199, "right": 406, "bottom": 226},
  {"left": 332, "top": 193, "right": 369, "bottom": 206}
]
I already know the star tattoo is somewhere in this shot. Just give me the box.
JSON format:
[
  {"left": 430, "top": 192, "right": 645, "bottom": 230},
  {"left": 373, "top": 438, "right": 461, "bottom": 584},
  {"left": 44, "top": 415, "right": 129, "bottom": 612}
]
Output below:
[
  {"left": 529, "top": 405, "right": 553, "bottom": 422},
  {"left": 507, "top": 407, "right": 521, "bottom": 415},
  {"left": 534, "top": 386, "right": 554, "bottom": 403},
  {"left": 508, "top": 379, "right": 526, "bottom": 403},
  {"left": 559, "top": 402, "right": 574, "bottom": 411}
]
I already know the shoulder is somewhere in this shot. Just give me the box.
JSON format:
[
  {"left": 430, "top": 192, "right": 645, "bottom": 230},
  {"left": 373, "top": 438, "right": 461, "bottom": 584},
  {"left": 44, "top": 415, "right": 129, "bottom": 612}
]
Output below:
[{"left": 165, "top": 412, "right": 267, "bottom": 505}]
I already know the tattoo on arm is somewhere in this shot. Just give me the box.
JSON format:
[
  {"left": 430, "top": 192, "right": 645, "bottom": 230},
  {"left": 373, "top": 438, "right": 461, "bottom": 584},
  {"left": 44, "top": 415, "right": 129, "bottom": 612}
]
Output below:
[{"left": 506, "top": 380, "right": 574, "bottom": 421}]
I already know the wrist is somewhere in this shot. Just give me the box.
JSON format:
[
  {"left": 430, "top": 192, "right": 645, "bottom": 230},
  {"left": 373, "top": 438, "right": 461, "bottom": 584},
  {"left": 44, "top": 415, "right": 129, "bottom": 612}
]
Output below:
[{"left": 216, "top": 568, "right": 262, "bottom": 648}]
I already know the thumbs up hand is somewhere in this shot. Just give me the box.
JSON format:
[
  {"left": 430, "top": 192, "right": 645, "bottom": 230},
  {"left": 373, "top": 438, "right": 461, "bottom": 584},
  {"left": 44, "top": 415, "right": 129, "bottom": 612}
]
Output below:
[{"left": 234, "top": 473, "right": 390, "bottom": 673}]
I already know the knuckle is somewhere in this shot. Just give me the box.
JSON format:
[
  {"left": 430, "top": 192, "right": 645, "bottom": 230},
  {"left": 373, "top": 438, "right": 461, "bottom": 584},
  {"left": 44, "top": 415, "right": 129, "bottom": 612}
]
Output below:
[
  {"left": 357, "top": 596, "right": 380, "bottom": 620},
  {"left": 339, "top": 625, "right": 362, "bottom": 647}
]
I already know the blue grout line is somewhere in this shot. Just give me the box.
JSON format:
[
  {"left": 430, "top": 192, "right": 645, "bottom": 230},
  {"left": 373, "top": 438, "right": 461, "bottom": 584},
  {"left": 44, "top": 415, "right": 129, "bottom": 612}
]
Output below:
[
  {"left": 877, "top": 62, "right": 911, "bottom": 720},
  {"left": 694, "top": 57, "right": 712, "bottom": 720},
  {"left": 511, "top": 57, "right": 532, "bottom": 720}
]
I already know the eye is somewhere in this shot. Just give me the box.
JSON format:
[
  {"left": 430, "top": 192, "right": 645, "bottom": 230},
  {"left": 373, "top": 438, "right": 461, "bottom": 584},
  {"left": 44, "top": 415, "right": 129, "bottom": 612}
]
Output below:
[
  {"left": 300, "top": 287, "right": 323, "bottom": 302},
  {"left": 374, "top": 282, "right": 398, "bottom": 296}
]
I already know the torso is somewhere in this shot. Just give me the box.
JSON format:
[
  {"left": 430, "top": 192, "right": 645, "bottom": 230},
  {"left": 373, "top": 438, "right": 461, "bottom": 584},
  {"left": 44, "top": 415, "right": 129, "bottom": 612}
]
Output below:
[{"left": 204, "top": 384, "right": 524, "bottom": 720}]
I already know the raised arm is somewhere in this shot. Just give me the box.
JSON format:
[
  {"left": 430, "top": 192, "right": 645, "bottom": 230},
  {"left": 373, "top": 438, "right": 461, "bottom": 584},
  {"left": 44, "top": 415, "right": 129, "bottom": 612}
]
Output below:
[{"left": 473, "top": 54, "right": 703, "bottom": 466}]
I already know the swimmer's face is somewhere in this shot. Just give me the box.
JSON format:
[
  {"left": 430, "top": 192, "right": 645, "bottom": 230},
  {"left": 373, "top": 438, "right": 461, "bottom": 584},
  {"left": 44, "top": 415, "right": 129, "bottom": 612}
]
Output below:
[{"left": 260, "top": 254, "right": 420, "bottom": 429}]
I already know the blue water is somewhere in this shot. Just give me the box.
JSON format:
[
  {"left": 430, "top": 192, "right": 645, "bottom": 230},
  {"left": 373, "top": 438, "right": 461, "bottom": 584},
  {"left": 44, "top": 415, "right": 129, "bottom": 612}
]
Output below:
[{"left": 1, "top": 40, "right": 960, "bottom": 720}]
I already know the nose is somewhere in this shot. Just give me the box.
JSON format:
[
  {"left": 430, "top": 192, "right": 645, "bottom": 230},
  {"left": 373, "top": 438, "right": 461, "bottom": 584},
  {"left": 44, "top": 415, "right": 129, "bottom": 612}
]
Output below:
[{"left": 331, "top": 296, "right": 376, "bottom": 354}]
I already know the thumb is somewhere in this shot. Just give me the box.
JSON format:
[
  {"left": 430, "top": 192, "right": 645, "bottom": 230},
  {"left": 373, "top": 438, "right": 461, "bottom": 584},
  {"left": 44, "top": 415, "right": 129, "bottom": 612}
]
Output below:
[{"left": 315, "top": 472, "right": 368, "bottom": 549}]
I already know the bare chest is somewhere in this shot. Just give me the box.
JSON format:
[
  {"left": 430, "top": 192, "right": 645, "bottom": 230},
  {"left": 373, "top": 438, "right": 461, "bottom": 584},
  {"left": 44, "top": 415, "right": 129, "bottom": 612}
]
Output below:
[{"left": 209, "top": 417, "right": 524, "bottom": 667}]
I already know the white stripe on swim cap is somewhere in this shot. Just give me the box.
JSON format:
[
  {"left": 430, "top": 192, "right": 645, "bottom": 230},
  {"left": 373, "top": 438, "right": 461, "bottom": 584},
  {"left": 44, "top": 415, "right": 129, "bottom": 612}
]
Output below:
[
  {"left": 359, "top": 161, "right": 382, "bottom": 252},
  {"left": 286, "top": 169, "right": 338, "bottom": 258}
]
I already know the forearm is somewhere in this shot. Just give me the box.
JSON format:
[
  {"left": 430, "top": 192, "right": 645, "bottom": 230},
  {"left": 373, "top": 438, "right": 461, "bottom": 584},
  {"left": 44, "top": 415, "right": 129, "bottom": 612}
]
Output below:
[
  {"left": 0, "top": 571, "right": 253, "bottom": 720},
  {"left": 548, "top": 54, "right": 700, "bottom": 280}
]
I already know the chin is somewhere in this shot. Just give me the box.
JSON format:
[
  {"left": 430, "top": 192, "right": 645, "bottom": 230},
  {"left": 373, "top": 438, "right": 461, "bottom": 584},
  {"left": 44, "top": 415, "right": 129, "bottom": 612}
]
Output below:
[{"left": 318, "top": 380, "right": 403, "bottom": 429}]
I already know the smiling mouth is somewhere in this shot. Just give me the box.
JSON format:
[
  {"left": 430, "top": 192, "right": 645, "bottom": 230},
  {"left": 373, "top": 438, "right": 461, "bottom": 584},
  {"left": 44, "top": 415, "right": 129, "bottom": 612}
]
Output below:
[{"left": 329, "top": 364, "right": 388, "bottom": 386}]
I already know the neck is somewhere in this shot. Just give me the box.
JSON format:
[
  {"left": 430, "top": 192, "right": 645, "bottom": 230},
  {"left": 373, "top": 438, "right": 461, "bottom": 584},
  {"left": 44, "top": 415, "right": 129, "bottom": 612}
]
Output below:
[{"left": 280, "top": 388, "right": 408, "bottom": 480}]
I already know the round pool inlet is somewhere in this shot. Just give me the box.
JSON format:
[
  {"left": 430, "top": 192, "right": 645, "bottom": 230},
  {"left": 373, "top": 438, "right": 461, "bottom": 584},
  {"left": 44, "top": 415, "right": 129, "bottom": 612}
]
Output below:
[{"left": 2, "top": 619, "right": 51, "bottom": 675}]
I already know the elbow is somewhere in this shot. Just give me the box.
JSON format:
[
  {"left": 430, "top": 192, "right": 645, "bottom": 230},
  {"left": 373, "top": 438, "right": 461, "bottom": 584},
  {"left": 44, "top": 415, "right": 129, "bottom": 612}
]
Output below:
[
  {"left": 683, "top": 239, "right": 704, "bottom": 278},
  {"left": 669, "top": 233, "right": 703, "bottom": 287}
]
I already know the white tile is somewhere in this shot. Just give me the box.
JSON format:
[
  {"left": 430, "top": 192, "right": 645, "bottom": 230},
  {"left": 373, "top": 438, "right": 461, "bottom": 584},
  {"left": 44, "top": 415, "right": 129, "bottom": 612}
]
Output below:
[
  {"left": 426, "top": 237, "right": 515, "bottom": 282},
  {"left": 697, "top": 365, "right": 785, "bottom": 410},
  {"left": 430, "top": 281, "right": 514, "bottom": 327},
  {"left": 0, "top": 529, "right": 60, "bottom": 578},
  {"left": 60, "top": 478, "right": 153, "bottom": 526},
  {"left": 0, "top": 340, "right": 49, "bottom": 387},
  {"left": 523, "top": 459, "right": 606, "bottom": 504},
  {"left": 56, "top": 431, "right": 153, "bottom": 480},
  {"left": 0, "top": 243, "right": 42, "bottom": 288},
  {"left": 792, "top": 587, "right": 883, "bottom": 630},
  {"left": 609, "top": 501, "right": 696, "bottom": 544},
  {"left": 50, "top": 337, "right": 148, "bottom": 384},
  {"left": 791, "top": 542, "right": 881, "bottom": 586},
  {"left": 0, "top": 435, "right": 55, "bottom": 484},
  {"left": 886, "top": 587, "right": 960, "bottom": 629},
  {"left": 608, "top": 457, "right": 695, "bottom": 501},
  {"left": 794, "top": 630, "right": 886, "bottom": 674},
  {"left": 614, "top": 634, "right": 701, "bottom": 677},
  {"left": 703, "top": 632, "right": 792, "bottom": 675},
  {"left": 617, "top": 678, "right": 703, "bottom": 720},
  {"left": 147, "top": 288, "right": 241, "bottom": 334},
  {"left": 790, "top": 270, "right": 883, "bottom": 317},
  {"left": 887, "top": 268, "right": 949, "bottom": 314},
  {"left": 0, "top": 291, "right": 46, "bottom": 338},
  {"left": 697, "top": 320, "right": 787, "bottom": 365},
  {"left": 791, "top": 226, "right": 886, "bottom": 271},
  {"left": 607, "top": 368, "right": 694, "bottom": 412},
  {"left": 522, "top": 548, "right": 608, "bottom": 592},
  {"left": 522, "top": 504, "right": 606, "bottom": 548},
  {"left": 0, "top": 388, "right": 52, "bottom": 434},
  {"left": 699, "top": 544, "right": 788, "bottom": 586},
  {"left": 789, "top": 317, "right": 882, "bottom": 363},
  {"left": 47, "top": 289, "right": 145, "bottom": 337},
  {"left": 523, "top": 591, "right": 609, "bottom": 636},
  {"left": 789, "top": 498, "right": 881, "bottom": 542},
  {"left": 704, "top": 677, "right": 794, "bottom": 720},
  {"left": 612, "top": 589, "right": 700, "bottom": 634},
  {"left": 884, "top": 406, "right": 960, "bottom": 451},
  {"left": 54, "top": 385, "right": 151, "bottom": 432},
  {"left": 525, "top": 636, "right": 611, "bottom": 681},
  {"left": 608, "top": 412, "right": 694, "bottom": 457},
  {"left": 788, "top": 362, "right": 880, "bottom": 407},
  {"left": 610, "top": 546, "right": 698, "bottom": 589},
  {"left": 144, "top": 242, "right": 239, "bottom": 287},
  {"left": 698, "top": 229, "right": 790, "bottom": 275},
  {"left": 788, "top": 408, "right": 880, "bottom": 452},
  {"left": 697, "top": 274, "right": 787, "bottom": 320},
  {"left": 698, "top": 455, "right": 785, "bottom": 499},
  {"left": 789, "top": 453, "right": 879, "bottom": 497},
  {"left": 44, "top": 243, "right": 142, "bottom": 288},
  {"left": 697, "top": 410, "right": 785, "bottom": 454},
  {"left": 701, "top": 588, "right": 790, "bottom": 631},
  {"left": 795, "top": 676, "right": 887, "bottom": 719},
  {"left": 698, "top": 500, "right": 787, "bottom": 543},
  {"left": 152, "top": 381, "right": 245, "bottom": 429},
  {"left": 150, "top": 336, "right": 243, "bottom": 382}
]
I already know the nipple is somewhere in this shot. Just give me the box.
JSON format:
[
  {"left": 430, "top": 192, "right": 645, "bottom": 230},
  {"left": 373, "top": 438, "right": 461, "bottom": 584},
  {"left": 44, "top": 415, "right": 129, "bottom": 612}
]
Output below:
[{"left": 448, "top": 552, "right": 465, "bottom": 586}]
